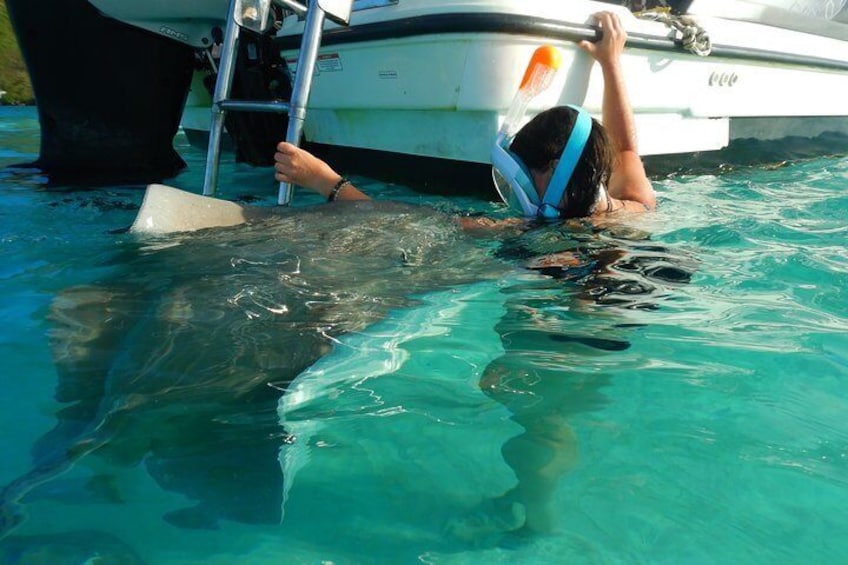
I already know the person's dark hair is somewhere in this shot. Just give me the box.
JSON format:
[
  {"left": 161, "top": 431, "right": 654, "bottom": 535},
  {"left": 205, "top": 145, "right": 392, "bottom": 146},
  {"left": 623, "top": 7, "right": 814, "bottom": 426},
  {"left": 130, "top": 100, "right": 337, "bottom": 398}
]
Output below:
[{"left": 510, "top": 106, "right": 613, "bottom": 219}]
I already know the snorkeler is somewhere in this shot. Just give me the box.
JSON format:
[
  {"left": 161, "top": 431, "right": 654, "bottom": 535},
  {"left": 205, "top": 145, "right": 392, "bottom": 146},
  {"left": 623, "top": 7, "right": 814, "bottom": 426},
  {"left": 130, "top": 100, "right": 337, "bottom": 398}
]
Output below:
[
  {"left": 274, "top": 11, "right": 655, "bottom": 220},
  {"left": 273, "top": 10, "right": 656, "bottom": 540}
]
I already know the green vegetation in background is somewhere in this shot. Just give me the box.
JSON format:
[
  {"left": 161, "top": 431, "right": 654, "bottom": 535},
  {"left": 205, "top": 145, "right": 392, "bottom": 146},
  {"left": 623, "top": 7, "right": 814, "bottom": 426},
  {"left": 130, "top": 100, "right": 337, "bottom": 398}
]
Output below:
[{"left": 0, "top": 0, "right": 34, "bottom": 105}]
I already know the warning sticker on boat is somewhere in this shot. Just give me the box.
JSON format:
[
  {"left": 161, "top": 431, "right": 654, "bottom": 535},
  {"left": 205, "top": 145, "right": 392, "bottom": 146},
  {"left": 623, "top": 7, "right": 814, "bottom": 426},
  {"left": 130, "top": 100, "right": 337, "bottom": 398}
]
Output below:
[
  {"left": 317, "top": 53, "right": 343, "bottom": 73},
  {"left": 285, "top": 54, "right": 342, "bottom": 76}
]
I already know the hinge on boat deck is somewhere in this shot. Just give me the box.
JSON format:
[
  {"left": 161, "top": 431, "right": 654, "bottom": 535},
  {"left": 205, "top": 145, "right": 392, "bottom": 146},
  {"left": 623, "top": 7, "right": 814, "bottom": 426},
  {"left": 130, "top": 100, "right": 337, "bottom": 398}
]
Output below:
[{"left": 202, "top": 0, "right": 354, "bottom": 205}]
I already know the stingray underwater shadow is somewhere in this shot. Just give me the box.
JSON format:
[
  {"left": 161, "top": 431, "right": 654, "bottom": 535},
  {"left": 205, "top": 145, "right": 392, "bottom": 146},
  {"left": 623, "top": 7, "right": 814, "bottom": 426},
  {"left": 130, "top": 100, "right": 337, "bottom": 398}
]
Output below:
[{"left": 0, "top": 195, "right": 510, "bottom": 539}]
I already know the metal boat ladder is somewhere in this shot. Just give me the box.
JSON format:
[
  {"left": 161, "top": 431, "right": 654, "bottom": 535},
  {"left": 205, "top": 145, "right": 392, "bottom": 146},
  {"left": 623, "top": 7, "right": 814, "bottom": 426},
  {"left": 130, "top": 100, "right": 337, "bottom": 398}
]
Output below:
[{"left": 202, "top": 0, "right": 354, "bottom": 204}]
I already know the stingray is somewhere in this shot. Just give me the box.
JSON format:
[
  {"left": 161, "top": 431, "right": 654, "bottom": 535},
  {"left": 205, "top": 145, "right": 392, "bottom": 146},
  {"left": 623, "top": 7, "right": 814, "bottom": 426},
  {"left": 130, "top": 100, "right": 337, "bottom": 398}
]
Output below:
[
  {"left": 0, "top": 186, "right": 511, "bottom": 537},
  {"left": 1, "top": 186, "right": 696, "bottom": 542}
]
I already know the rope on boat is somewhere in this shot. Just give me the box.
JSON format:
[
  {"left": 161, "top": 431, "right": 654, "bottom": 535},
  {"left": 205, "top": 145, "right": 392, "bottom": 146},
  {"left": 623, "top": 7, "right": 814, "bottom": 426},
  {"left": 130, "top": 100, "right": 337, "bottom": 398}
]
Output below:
[{"left": 638, "top": 10, "right": 712, "bottom": 57}]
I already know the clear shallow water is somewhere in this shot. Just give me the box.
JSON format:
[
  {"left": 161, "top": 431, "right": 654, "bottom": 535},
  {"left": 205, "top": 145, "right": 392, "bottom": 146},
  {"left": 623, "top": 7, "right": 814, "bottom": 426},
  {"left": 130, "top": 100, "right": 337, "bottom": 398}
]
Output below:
[{"left": 0, "top": 105, "right": 846, "bottom": 563}]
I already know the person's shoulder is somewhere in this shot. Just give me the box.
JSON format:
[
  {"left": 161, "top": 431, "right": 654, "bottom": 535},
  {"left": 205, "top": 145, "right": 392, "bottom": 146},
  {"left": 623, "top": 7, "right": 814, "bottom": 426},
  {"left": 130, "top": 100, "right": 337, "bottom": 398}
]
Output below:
[
  {"left": 617, "top": 198, "right": 652, "bottom": 213},
  {"left": 592, "top": 197, "right": 651, "bottom": 217}
]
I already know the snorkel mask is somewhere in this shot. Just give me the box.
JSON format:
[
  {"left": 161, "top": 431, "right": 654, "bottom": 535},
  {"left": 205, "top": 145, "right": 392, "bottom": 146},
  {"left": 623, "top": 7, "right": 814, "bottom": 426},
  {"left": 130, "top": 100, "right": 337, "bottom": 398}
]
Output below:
[{"left": 491, "top": 46, "right": 593, "bottom": 219}]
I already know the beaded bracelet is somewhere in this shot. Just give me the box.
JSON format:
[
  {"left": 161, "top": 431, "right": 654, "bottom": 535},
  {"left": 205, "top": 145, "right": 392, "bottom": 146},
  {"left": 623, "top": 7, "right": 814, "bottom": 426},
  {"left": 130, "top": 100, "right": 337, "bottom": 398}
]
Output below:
[{"left": 328, "top": 177, "right": 351, "bottom": 202}]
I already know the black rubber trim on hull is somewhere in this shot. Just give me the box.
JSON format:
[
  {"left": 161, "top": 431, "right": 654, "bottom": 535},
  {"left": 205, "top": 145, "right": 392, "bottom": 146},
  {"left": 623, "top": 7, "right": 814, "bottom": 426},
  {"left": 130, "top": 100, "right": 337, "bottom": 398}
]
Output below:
[{"left": 275, "top": 12, "right": 848, "bottom": 72}]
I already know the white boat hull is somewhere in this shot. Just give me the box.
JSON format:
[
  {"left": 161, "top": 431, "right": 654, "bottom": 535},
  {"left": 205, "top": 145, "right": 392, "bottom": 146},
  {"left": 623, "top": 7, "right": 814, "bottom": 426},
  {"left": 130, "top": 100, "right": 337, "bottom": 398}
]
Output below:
[
  {"left": 278, "top": 38, "right": 848, "bottom": 160},
  {"left": 177, "top": 0, "right": 848, "bottom": 164}
]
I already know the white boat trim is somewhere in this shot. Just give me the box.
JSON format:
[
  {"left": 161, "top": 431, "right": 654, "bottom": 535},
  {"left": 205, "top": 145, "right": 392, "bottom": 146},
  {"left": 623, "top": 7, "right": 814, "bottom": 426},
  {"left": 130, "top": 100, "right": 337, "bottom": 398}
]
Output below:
[{"left": 277, "top": 10, "right": 848, "bottom": 71}]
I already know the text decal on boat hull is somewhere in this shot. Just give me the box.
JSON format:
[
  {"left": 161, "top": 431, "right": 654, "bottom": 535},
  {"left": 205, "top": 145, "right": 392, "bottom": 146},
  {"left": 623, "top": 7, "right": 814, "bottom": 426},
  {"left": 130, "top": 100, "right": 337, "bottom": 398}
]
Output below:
[{"left": 709, "top": 71, "right": 739, "bottom": 87}]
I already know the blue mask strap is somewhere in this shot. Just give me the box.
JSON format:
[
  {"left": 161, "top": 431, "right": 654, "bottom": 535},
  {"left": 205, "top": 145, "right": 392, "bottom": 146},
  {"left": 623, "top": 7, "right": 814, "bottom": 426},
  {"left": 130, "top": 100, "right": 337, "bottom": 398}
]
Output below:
[{"left": 539, "top": 105, "right": 593, "bottom": 218}]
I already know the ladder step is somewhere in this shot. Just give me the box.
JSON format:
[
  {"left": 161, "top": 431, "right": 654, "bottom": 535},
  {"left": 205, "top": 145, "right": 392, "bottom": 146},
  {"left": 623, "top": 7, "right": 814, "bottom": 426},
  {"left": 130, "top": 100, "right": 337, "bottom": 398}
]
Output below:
[{"left": 217, "top": 100, "right": 291, "bottom": 113}]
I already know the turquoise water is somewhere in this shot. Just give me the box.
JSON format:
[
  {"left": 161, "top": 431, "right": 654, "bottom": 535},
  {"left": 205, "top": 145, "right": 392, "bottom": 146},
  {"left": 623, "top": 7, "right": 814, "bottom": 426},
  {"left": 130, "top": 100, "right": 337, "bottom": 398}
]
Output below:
[{"left": 1, "top": 104, "right": 847, "bottom": 563}]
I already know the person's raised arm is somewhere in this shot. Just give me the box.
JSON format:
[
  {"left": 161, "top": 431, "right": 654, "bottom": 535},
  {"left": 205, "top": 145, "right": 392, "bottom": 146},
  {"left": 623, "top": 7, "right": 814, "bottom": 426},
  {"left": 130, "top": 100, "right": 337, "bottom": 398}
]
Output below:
[
  {"left": 274, "top": 142, "right": 370, "bottom": 202},
  {"left": 579, "top": 12, "right": 655, "bottom": 211}
]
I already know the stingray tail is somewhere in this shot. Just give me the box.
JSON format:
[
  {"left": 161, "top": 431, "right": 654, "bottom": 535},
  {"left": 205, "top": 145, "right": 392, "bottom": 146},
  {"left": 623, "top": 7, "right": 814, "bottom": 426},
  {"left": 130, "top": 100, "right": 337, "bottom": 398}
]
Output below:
[
  {"left": 0, "top": 435, "right": 110, "bottom": 539},
  {"left": 0, "top": 489, "right": 24, "bottom": 540}
]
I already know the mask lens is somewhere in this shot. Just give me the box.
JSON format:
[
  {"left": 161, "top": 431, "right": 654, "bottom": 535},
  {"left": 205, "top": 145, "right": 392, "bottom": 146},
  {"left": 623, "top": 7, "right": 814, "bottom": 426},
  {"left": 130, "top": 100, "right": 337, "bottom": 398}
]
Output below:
[
  {"left": 491, "top": 167, "right": 523, "bottom": 213},
  {"left": 492, "top": 166, "right": 540, "bottom": 217},
  {"left": 491, "top": 145, "right": 541, "bottom": 216}
]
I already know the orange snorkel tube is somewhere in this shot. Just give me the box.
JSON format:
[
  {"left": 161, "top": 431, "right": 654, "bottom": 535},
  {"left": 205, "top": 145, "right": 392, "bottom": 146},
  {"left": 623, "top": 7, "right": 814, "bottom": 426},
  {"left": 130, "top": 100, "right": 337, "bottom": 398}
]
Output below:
[{"left": 497, "top": 45, "right": 563, "bottom": 140}]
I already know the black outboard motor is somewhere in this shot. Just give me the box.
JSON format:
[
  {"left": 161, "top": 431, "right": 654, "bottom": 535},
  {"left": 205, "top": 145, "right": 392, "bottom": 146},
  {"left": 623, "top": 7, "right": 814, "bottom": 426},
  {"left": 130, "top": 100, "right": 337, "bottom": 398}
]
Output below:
[{"left": 6, "top": 0, "right": 195, "bottom": 186}]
